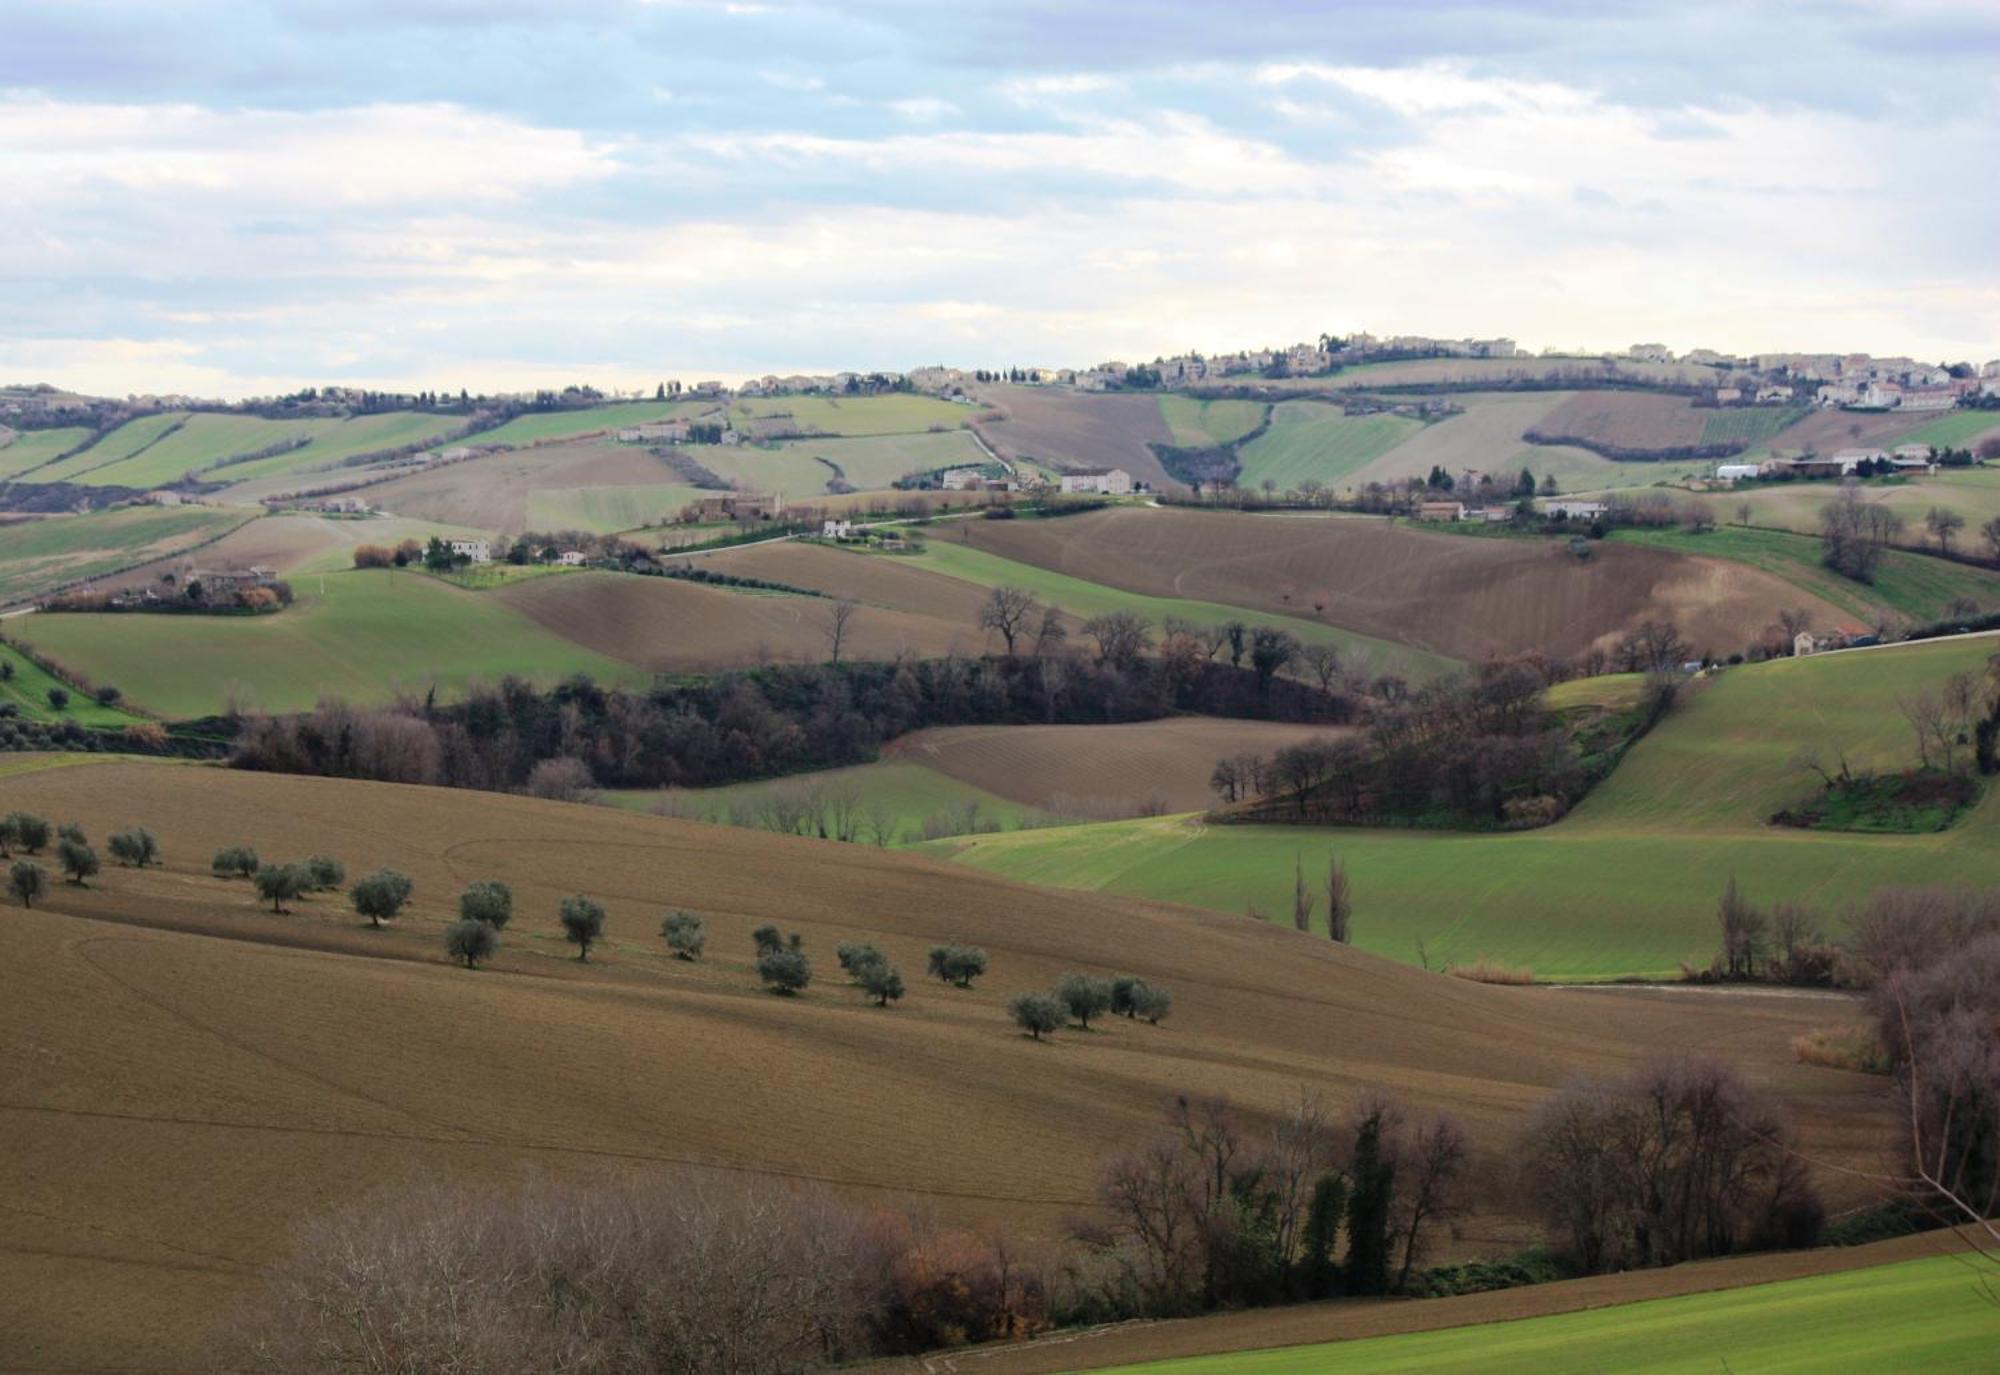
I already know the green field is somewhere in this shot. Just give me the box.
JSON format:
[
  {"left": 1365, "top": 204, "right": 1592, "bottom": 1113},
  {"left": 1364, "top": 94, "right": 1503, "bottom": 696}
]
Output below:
[
  {"left": 1609, "top": 525, "right": 2000, "bottom": 625},
  {"left": 524, "top": 483, "right": 707, "bottom": 534},
  {"left": 1237, "top": 403, "right": 1426, "bottom": 491},
  {"left": 935, "top": 636, "right": 2000, "bottom": 979},
  {"left": 730, "top": 393, "right": 968, "bottom": 436},
  {"left": 1161, "top": 396, "right": 1269, "bottom": 448},
  {"left": 72, "top": 413, "right": 335, "bottom": 489},
  {"left": 1098, "top": 1256, "right": 1992, "bottom": 1375},
  {"left": 206, "top": 411, "right": 467, "bottom": 486},
  {"left": 0, "top": 426, "right": 94, "bottom": 478},
  {"left": 602, "top": 760, "right": 1048, "bottom": 842},
  {"left": 8, "top": 567, "right": 641, "bottom": 718},
  {"left": 29, "top": 412, "right": 189, "bottom": 483},
  {"left": 0, "top": 506, "right": 247, "bottom": 606},
  {"left": 0, "top": 641, "right": 148, "bottom": 726},
  {"left": 1699, "top": 405, "right": 1810, "bottom": 449},
  {"left": 904, "top": 537, "right": 1459, "bottom": 683},
  {"left": 769, "top": 430, "right": 991, "bottom": 489},
  {"left": 462, "top": 401, "right": 713, "bottom": 450},
  {"left": 1900, "top": 409, "right": 2000, "bottom": 449}
]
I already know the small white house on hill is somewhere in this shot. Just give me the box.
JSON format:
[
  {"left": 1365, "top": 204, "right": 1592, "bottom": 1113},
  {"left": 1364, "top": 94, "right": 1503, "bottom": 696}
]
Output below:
[
  {"left": 1058, "top": 467, "right": 1132, "bottom": 495},
  {"left": 448, "top": 538, "right": 491, "bottom": 563}
]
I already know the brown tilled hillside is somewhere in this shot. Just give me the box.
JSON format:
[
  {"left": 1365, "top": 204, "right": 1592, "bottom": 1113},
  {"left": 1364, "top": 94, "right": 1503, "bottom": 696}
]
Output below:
[
  {"left": 358, "top": 441, "right": 679, "bottom": 532},
  {"left": 0, "top": 758, "right": 1888, "bottom": 1369},
  {"left": 494, "top": 567, "right": 985, "bottom": 670},
  {"left": 971, "top": 385, "right": 1179, "bottom": 488},
  {"left": 958, "top": 506, "right": 1850, "bottom": 661}
]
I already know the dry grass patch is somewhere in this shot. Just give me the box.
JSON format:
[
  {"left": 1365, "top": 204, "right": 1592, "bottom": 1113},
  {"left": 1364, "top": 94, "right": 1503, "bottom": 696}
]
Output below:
[
  {"left": 1447, "top": 957, "right": 1536, "bottom": 986},
  {"left": 1792, "top": 1023, "right": 1891, "bottom": 1075}
]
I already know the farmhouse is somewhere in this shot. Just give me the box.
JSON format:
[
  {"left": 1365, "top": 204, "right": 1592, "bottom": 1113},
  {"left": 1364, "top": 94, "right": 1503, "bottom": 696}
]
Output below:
[
  {"left": 1715, "top": 463, "right": 1763, "bottom": 482},
  {"left": 1415, "top": 500, "right": 1465, "bottom": 522},
  {"left": 448, "top": 538, "right": 491, "bottom": 564},
  {"left": 437, "top": 446, "right": 473, "bottom": 462},
  {"left": 689, "top": 492, "right": 782, "bottom": 523},
  {"left": 1755, "top": 385, "right": 1795, "bottom": 404},
  {"left": 1714, "top": 387, "right": 1743, "bottom": 404},
  {"left": 822, "top": 519, "right": 854, "bottom": 539},
  {"left": 189, "top": 564, "right": 277, "bottom": 590},
  {"left": 1058, "top": 467, "right": 1132, "bottom": 495},
  {"left": 617, "top": 420, "right": 691, "bottom": 444},
  {"left": 1542, "top": 499, "right": 1608, "bottom": 521},
  {"left": 556, "top": 550, "right": 587, "bottom": 566},
  {"left": 939, "top": 467, "right": 985, "bottom": 491}
]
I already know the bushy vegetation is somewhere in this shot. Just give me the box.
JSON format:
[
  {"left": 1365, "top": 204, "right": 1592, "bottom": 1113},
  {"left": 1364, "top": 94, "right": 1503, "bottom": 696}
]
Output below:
[{"left": 660, "top": 909, "right": 704, "bottom": 959}]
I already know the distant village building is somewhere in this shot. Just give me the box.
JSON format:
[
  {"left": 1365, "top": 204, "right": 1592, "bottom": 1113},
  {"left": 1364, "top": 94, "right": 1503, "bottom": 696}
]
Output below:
[
  {"left": 1754, "top": 385, "right": 1795, "bottom": 404},
  {"left": 1415, "top": 500, "right": 1465, "bottom": 522},
  {"left": 448, "top": 538, "right": 491, "bottom": 564},
  {"left": 1058, "top": 467, "right": 1133, "bottom": 495}
]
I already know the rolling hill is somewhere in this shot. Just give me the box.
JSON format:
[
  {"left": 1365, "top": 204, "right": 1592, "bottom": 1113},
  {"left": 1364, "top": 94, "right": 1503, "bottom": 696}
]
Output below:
[{"left": 0, "top": 755, "right": 1895, "bottom": 1370}]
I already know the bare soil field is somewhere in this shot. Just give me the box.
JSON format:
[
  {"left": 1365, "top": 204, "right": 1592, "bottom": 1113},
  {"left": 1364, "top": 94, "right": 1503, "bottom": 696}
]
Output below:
[
  {"left": 1533, "top": 392, "right": 1708, "bottom": 450},
  {"left": 962, "top": 506, "right": 1848, "bottom": 662},
  {"left": 1763, "top": 407, "right": 1932, "bottom": 457},
  {"left": 495, "top": 568, "right": 982, "bottom": 670},
  {"left": 704, "top": 540, "right": 998, "bottom": 626},
  {"left": 887, "top": 718, "right": 1341, "bottom": 814},
  {"left": 971, "top": 385, "right": 1179, "bottom": 488},
  {"left": 1345, "top": 392, "right": 1573, "bottom": 484},
  {"left": 361, "top": 441, "right": 681, "bottom": 533},
  {"left": 0, "top": 758, "right": 1894, "bottom": 1369}
]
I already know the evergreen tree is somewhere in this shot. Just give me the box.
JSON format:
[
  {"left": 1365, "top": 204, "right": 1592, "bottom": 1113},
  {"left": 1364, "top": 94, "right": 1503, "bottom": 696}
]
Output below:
[
  {"left": 1298, "top": 1171, "right": 1348, "bottom": 1300},
  {"left": 1344, "top": 1109, "right": 1397, "bottom": 1295}
]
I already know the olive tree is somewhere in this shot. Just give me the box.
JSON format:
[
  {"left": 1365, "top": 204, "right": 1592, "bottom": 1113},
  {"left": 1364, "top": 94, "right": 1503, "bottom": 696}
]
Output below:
[
  {"left": 446, "top": 917, "right": 499, "bottom": 969},
  {"left": 926, "top": 943, "right": 988, "bottom": 988},
  {"left": 751, "top": 922, "right": 783, "bottom": 955},
  {"left": 836, "top": 941, "right": 887, "bottom": 980},
  {"left": 1008, "top": 991, "right": 1064, "bottom": 1041},
  {"left": 8, "top": 860, "right": 47, "bottom": 909},
  {"left": 856, "top": 959, "right": 905, "bottom": 1007},
  {"left": 255, "top": 862, "right": 310, "bottom": 913},
  {"left": 57, "top": 836, "right": 99, "bottom": 887},
  {"left": 1054, "top": 973, "right": 1114, "bottom": 1029},
  {"left": 107, "top": 827, "right": 159, "bottom": 868},
  {"left": 660, "top": 909, "right": 705, "bottom": 960},
  {"left": 559, "top": 894, "right": 606, "bottom": 961},
  {"left": 3, "top": 812, "right": 51, "bottom": 855},
  {"left": 304, "top": 855, "right": 346, "bottom": 891},
  {"left": 757, "top": 946, "right": 813, "bottom": 995},
  {"left": 1130, "top": 984, "right": 1173, "bottom": 1025},
  {"left": 459, "top": 880, "right": 513, "bottom": 930},
  {"left": 212, "top": 844, "right": 260, "bottom": 879},
  {"left": 351, "top": 869, "right": 413, "bottom": 928}
]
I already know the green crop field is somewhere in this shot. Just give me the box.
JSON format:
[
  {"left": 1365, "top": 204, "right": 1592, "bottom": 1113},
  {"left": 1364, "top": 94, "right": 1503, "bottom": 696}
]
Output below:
[
  {"left": 1161, "top": 396, "right": 1269, "bottom": 448},
  {"left": 0, "top": 641, "right": 148, "bottom": 726},
  {"left": 75, "top": 413, "right": 336, "bottom": 489},
  {"left": 730, "top": 393, "right": 967, "bottom": 436},
  {"left": 935, "top": 635, "right": 2000, "bottom": 979},
  {"left": 0, "top": 426, "right": 94, "bottom": 478},
  {"left": 7, "top": 566, "right": 642, "bottom": 718},
  {"left": 0, "top": 506, "right": 247, "bottom": 606},
  {"left": 904, "top": 538, "right": 1459, "bottom": 684},
  {"left": 1701, "top": 469, "right": 2000, "bottom": 547},
  {"left": 1901, "top": 409, "right": 2000, "bottom": 449},
  {"left": 769, "top": 430, "right": 990, "bottom": 489},
  {"left": 462, "top": 401, "right": 713, "bottom": 450},
  {"left": 206, "top": 411, "right": 467, "bottom": 486},
  {"left": 1699, "top": 405, "right": 1810, "bottom": 449},
  {"left": 1237, "top": 403, "right": 1425, "bottom": 491},
  {"left": 524, "top": 483, "right": 707, "bottom": 534},
  {"left": 1096, "top": 1256, "right": 1991, "bottom": 1375},
  {"left": 1610, "top": 525, "right": 2000, "bottom": 625},
  {"left": 28, "top": 412, "right": 189, "bottom": 483},
  {"left": 602, "top": 761, "right": 1046, "bottom": 842}
]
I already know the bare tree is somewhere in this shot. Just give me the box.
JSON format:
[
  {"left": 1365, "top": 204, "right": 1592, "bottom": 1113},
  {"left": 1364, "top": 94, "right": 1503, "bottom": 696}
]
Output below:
[
  {"left": 1925, "top": 506, "right": 1966, "bottom": 556},
  {"left": 1297, "top": 642, "right": 1343, "bottom": 696},
  {"left": 822, "top": 597, "right": 859, "bottom": 664},
  {"left": 979, "top": 586, "right": 1038, "bottom": 655},
  {"left": 1291, "top": 854, "right": 1316, "bottom": 933},
  {"left": 1395, "top": 1112, "right": 1471, "bottom": 1291},
  {"left": 1032, "top": 603, "right": 1067, "bottom": 657},
  {"left": 1081, "top": 611, "right": 1152, "bottom": 668}
]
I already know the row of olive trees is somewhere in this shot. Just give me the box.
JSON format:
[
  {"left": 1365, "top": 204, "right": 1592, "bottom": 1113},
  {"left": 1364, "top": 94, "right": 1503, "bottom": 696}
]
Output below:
[
  {"left": 5, "top": 811, "right": 160, "bottom": 908},
  {"left": 1008, "top": 972, "right": 1172, "bottom": 1040}
]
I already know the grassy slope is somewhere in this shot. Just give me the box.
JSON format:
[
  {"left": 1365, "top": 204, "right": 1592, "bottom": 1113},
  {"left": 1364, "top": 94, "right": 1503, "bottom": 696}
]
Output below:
[
  {"left": 0, "top": 642, "right": 147, "bottom": 726},
  {"left": 0, "top": 426, "right": 94, "bottom": 477},
  {"left": 206, "top": 411, "right": 466, "bottom": 486},
  {"left": 1161, "top": 396, "right": 1269, "bottom": 448},
  {"left": 1700, "top": 405, "right": 1811, "bottom": 449},
  {"left": 523, "top": 483, "right": 706, "bottom": 534},
  {"left": 76, "top": 414, "right": 335, "bottom": 488},
  {"left": 936, "top": 636, "right": 2000, "bottom": 979},
  {"left": 1237, "top": 404, "right": 1424, "bottom": 490},
  {"left": 1609, "top": 525, "right": 2000, "bottom": 624},
  {"left": 730, "top": 393, "right": 967, "bottom": 436},
  {"left": 904, "top": 536, "right": 1459, "bottom": 682},
  {"left": 0, "top": 506, "right": 246, "bottom": 605},
  {"left": 1902, "top": 409, "right": 2000, "bottom": 448},
  {"left": 463, "top": 400, "right": 711, "bottom": 450},
  {"left": 769, "top": 430, "right": 989, "bottom": 488},
  {"left": 28, "top": 412, "right": 189, "bottom": 483},
  {"left": 8, "top": 567, "right": 641, "bottom": 717},
  {"left": 1700, "top": 469, "right": 2000, "bottom": 545},
  {"left": 1096, "top": 1256, "right": 1989, "bottom": 1375}
]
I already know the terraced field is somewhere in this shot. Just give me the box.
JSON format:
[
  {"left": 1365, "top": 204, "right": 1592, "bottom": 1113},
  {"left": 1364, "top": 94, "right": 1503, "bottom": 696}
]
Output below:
[
  {"left": 8, "top": 566, "right": 641, "bottom": 717},
  {"left": 1236, "top": 403, "right": 1424, "bottom": 491},
  {"left": 937, "top": 634, "right": 2000, "bottom": 979},
  {"left": 0, "top": 756, "right": 1897, "bottom": 1369}
]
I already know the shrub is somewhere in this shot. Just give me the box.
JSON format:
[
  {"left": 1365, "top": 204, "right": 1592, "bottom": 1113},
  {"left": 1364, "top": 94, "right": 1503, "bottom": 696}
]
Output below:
[
  {"left": 94, "top": 685, "right": 121, "bottom": 707},
  {"left": 1447, "top": 957, "right": 1535, "bottom": 986},
  {"left": 254, "top": 861, "right": 310, "bottom": 913},
  {"left": 660, "top": 909, "right": 705, "bottom": 959},
  {"left": 123, "top": 721, "right": 169, "bottom": 750},
  {"left": 46, "top": 687, "right": 68, "bottom": 711},
  {"left": 351, "top": 868, "right": 413, "bottom": 927},
  {"left": 212, "top": 843, "right": 259, "bottom": 879},
  {"left": 351, "top": 543, "right": 394, "bottom": 569},
  {"left": 1054, "top": 973, "right": 1113, "bottom": 1029},
  {"left": 926, "top": 943, "right": 988, "bottom": 988},
  {"left": 525, "top": 756, "right": 597, "bottom": 803},
  {"left": 757, "top": 946, "right": 813, "bottom": 995},
  {"left": 56, "top": 837, "right": 99, "bottom": 886},
  {"left": 559, "top": 893, "right": 605, "bottom": 961},
  {"left": 8, "top": 860, "right": 47, "bottom": 908},
  {"left": 107, "top": 827, "right": 159, "bottom": 868},
  {"left": 458, "top": 880, "right": 512, "bottom": 930},
  {"left": 1008, "top": 992, "right": 1064, "bottom": 1041},
  {"left": 446, "top": 917, "right": 498, "bottom": 969},
  {"left": 1791, "top": 1023, "right": 1891, "bottom": 1074},
  {"left": 856, "top": 960, "right": 905, "bottom": 1007},
  {"left": 303, "top": 855, "right": 346, "bottom": 891}
]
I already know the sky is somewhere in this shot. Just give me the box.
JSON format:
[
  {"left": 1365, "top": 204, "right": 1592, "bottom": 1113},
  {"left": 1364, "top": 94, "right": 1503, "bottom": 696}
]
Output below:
[{"left": 3, "top": 0, "right": 1997, "bottom": 399}]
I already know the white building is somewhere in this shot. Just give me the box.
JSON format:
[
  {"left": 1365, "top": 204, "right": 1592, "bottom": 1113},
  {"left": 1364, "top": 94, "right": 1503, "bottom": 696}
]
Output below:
[
  {"left": 1058, "top": 467, "right": 1133, "bottom": 495},
  {"left": 556, "top": 550, "right": 587, "bottom": 566},
  {"left": 939, "top": 467, "right": 984, "bottom": 491},
  {"left": 1543, "top": 500, "right": 1608, "bottom": 520},
  {"left": 821, "top": 519, "right": 854, "bottom": 539},
  {"left": 1715, "top": 464, "right": 1763, "bottom": 482},
  {"left": 447, "top": 538, "right": 491, "bottom": 563}
]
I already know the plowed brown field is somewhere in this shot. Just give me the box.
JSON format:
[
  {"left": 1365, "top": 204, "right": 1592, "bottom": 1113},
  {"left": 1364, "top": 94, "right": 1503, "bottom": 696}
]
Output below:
[
  {"left": 962, "top": 507, "right": 1851, "bottom": 661},
  {"left": 494, "top": 568, "right": 984, "bottom": 670},
  {"left": 363, "top": 441, "right": 679, "bottom": 533},
  {"left": 887, "top": 718, "right": 1341, "bottom": 813},
  {"left": 972, "top": 385, "right": 1178, "bottom": 488},
  {"left": 0, "top": 758, "right": 1894, "bottom": 1369},
  {"left": 705, "top": 539, "right": 997, "bottom": 627}
]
